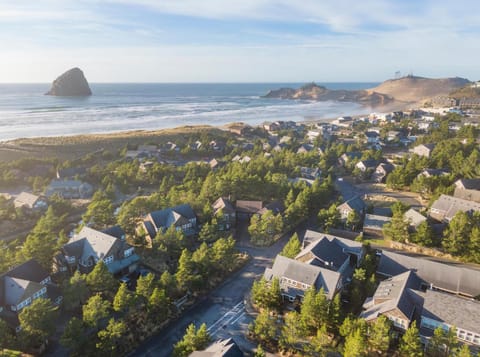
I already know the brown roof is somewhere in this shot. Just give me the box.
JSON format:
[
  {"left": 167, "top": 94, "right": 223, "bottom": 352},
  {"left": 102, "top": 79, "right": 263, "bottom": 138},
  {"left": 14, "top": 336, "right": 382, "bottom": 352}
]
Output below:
[{"left": 235, "top": 200, "right": 263, "bottom": 214}]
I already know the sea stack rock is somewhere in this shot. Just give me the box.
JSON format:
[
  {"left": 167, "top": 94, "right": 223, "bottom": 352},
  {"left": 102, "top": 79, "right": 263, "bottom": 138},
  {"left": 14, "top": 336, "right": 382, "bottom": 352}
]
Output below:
[{"left": 45, "top": 67, "right": 92, "bottom": 96}]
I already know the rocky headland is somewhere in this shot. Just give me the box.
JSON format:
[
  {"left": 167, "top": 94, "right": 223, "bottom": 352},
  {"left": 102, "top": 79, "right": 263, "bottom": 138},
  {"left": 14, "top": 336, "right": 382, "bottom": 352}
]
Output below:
[
  {"left": 45, "top": 67, "right": 92, "bottom": 96},
  {"left": 263, "top": 76, "right": 471, "bottom": 108}
]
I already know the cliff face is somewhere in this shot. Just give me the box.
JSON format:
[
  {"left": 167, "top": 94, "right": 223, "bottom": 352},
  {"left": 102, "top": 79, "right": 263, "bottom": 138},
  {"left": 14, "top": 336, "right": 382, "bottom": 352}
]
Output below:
[
  {"left": 45, "top": 68, "right": 92, "bottom": 96},
  {"left": 263, "top": 83, "right": 393, "bottom": 106}
]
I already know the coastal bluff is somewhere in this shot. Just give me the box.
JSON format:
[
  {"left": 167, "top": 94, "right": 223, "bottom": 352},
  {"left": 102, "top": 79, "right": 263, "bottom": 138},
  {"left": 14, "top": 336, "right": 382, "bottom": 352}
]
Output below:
[
  {"left": 263, "top": 82, "right": 393, "bottom": 107},
  {"left": 263, "top": 76, "right": 471, "bottom": 107},
  {"left": 45, "top": 67, "right": 92, "bottom": 96}
]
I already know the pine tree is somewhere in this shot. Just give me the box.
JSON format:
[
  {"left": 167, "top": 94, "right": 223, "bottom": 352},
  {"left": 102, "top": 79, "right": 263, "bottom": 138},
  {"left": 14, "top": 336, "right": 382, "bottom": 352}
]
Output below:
[
  {"left": 63, "top": 271, "right": 89, "bottom": 310},
  {"left": 249, "top": 309, "right": 277, "bottom": 344},
  {"left": 82, "top": 294, "right": 111, "bottom": 328},
  {"left": 60, "top": 317, "right": 89, "bottom": 356},
  {"left": 413, "top": 221, "right": 435, "bottom": 247},
  {"left": 456, "top": 344, "right": 473, "bottom": 357},
  {"left": 176, "top": 249, "right": 196, "bottom": 292},
  {"left": 136, "top": 272, "right": 156, "bottom": 302},
  {"left": 344, "top": 328, "right": 367, "bottom": 357},
  {"left": 18, "top": 298, "right": 58, "bottom": 348},
  {"left": 86, "top": 261, "right": 117, "bottom": 293},
  {"left": 368, "top": 315, "right": 391, "bottom": 355},
  {"left": 279, "top": 311, "right": 304, "bottom": 352},
  {"left": 113, "top": 283, "right": 133, "bottom": 312},
  {"left": 399, "top": 321, "right": 423, "bottom": 357},
  {"left": 96, "top": 318, "right": 128, "bottom": 355},
  {"left": 280, "top": 233, "right": 301, "bottom": 258}
]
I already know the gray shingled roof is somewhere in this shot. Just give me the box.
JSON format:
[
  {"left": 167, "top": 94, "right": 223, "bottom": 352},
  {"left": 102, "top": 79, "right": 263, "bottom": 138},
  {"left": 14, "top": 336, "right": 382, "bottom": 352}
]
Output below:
[
  {"left": 339, "top": 196, "right": 366, "bottom": 212},
  {"left": 13, "top": 192, "right": 40, "bottom": 209},
  {"left": 422, "top": 289, "right": 480, "bottom": 334},
  {"left": 4, "top": 259, "right": 50, "bottom": 283},
  {"left": 189, "top": 338, "right": 243, "bottom": 357},
  {"left": 296, "top": 237, "right": 349, "bottom": 270},
  {"left": 404, "top": 209, "right": 427, "bottom": 228},
  {"left": 264, "top": 255, "right": 341, "bottom": 299},
  {"left": 360, "top": 270, "right": 421, "bottom": 322},
  {"left": 149, "top": 204, "right": 196, "bottom": 230},
  {"left": 69, "top": 226, "right": 118, "bottom": 261},
  {"left": 212, "top": 198, "right": 235, "bottom": 215},
  {"left": 301, "top": 230, "right": 364, "bottom": 256},
  {"left": 363, "top": 214, "right": 391, "bottom": 231},
  {"left": 378, "top": 251, "right": 480, "bottom": 297},
  {"left": 455, "top": 178, "right": 480, "bottom": 190},
  {"left": 430, "top": 194, "right": 480, "bottom": 221}
]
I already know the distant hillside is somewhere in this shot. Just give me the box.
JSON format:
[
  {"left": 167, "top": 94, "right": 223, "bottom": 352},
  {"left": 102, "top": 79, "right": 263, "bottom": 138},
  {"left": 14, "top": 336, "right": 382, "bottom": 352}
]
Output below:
[
  {"left": 263, "top": 76, "right": 471, "bottom": 108},
  {"left": 263, "top": 83, "right": 393, "bottom": 107},
  {"left": 449, "top": 84, "right": 480, "bottom": 99},
  {"left": 368, "top": 75, "right": 470, "bottom": 104}
]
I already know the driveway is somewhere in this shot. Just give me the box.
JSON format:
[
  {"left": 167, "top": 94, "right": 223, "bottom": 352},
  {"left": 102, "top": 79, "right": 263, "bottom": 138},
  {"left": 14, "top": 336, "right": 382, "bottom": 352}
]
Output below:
[{"left": 129, "top": 234, "right": 291, "bottom": 357}]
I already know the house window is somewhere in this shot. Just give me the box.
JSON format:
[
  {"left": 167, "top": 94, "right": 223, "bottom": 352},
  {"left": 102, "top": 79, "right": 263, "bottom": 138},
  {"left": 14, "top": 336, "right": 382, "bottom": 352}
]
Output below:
[
  {"left": 103, "top": 255, "right": 114, "bottom": 264},
  {"left": 124, "top": 248, "right": 134, "bottom": 258},
  {"left": 66, "top": 256, "right": 76, "bottom": 264}
]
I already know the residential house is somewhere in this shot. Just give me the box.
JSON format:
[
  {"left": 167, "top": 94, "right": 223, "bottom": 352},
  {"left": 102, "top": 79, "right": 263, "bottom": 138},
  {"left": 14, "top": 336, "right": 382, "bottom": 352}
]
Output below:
[
  {"left": 264, "top": 255, "right": 342, "bottom": 301},
  {"left": 454, "top": 178, "right": 480, "bottom": 203},
  {"left": 209, "top": 140, "right": 224, "bottom": 151},
  {"left": 365, "top": 131, "right": 380, "bottom": 144},
  {"left": 417, "top": 169, "right": 450, "bottom": 179},
  {"left": 404, "top": 208, "right": 427, "bottom": 231},
  {"left": 372, "top": 163, "right": 395, "bottom": 183},
  {"left": 258, "top": 201, "right": 285, "bottom": 216},
  {"left": 288, "top": 177, "right": 315, "bottom": 187},
  {"left": 0, "top": 260, "right": 62, "bottom": 331},
  {"left": 362, "top": 214, "right": 391, "bottom": 237},
  {"left": 189, "top": 140, "right": 202, "bottom": 151},
  {"left": 377, "top": 250, "right": 480, "bottom": 298},
  {"left": 300, "top": 167, "right": 322, "bottom": 180},
  {"left": 235, "top": 200, "right": 263, "bottom": 220},
  {"left": 429, "top": 194, "right": 480, "bottom": 222},
  {"left": 139, "top": 161, "right": 154, "bottom": 173},
  {"left": 212, "top": 198, "right": 236, "bottom": 230},
  {"left": 54, "top": 226, "right": 139, "bottom": 275},
  {"left": 412, "top": 144, "right": 436, "bottom": 158},
  {"left": 355, "top": 159, "right": 378, "bottom": 173},
  {"left": 337, "top": 196, "right": 366, "bottom": 220},
  {"left": 420, "top": 289, "right": 480, "bottom": 347},
  {"left": 45, "top": 179, "right": 93, "bottom": 199},
  {"left": 387, "top": 130, "right": 402, "bottom": 142},
  {"left": 338, "top": 152, "right": 362, "bottom": 166},
  {"left": 189, "top": 338, "right": 244, "bottom": 357},
  {"left": 297, "top": 230, "right": 365, "bottom": 271},
  {"left": 56, "top": 167, "right": 87, "bottom": 179},
  {"left": 296, "top": 144, "right": 315, "bottom": 154},
  {"left": 360, "top": 270, "right": 423, "bottom": 331},
  {"left": 140, "top": 204, "right": 197, "bottom": 244},
  {"left": 306, "top": 130, "right": 321, "bottom": 141},
  {"left": 13, "top": 192, "right": 47, "bottom": 210}
]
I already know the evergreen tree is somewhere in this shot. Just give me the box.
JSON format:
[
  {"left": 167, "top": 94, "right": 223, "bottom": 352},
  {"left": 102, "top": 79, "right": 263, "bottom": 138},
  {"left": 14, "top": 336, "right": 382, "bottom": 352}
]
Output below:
[
  {"left": 82, "top": 294, "right": 111, "bottom": 328},
  {"left": 456, "top": 344, "right": 473, "bottom": 357},
  {"left": 442, "top": 211, "right": 471, "bottom": 256},
  {"left": 86, "top": 261, "right": 118, "bottom": 293},
  {"left": 300, "top": 287, "right": 328, "bottom": 333},
  {"left": 96, "top": 318, "right": 128, "bottom": 356},
  {"left": 254, "top": 344, "right": 266, "bottom": 357},
  {"left": 0, "top": 318, "right": 14, "bottom": 350},
  {"left": 279, "top": 311, "right": 304, "bottom": 352},
  {"left": 148, "top": 287, "right": 169, "bottom": 320},
  {"left": 413, "top": 221, "right": 435, "bottom": 247},
  {"left": 346, "top": 210, "right": 361, "bottom": 231},
  {"left": 18, "top": 298, "right": 58, "bottom": 348},
  {"left": 382, "top": 210, "right": 410, "bottom": 243},
  {"left": 136, "top": 272, "right": 156, "bottom": 302},
  {"left": 173, "top": 323, "right": 211, "bottom": 357},
  {"left": 60, "top": 317, "right": 89, "bottom": 356},
  {"left": 368, "top": 315, "right": 391, "bottom": 355},
  {"left": 344, "top": 328, "right": 367, "bottom": 357},
  {"left": 113, "top": 283, "right": 134, "bottom": 312},
  {"left": 280, "top": 233, "right": 301, "bottom": 258},
  {"left": 62, "top": 271, "right": 89, "bottom": 310},
  {"left": 249, "top": 310, "right": 277, "bottom": 344},
  {"left": 82, "top": 191, "right": 115, "bottom": 229},
  {"left": 399, "top": 321, "right": 424, "bottom": 357},
  {"left": 176, "top": 249, "right": 196, "bottom": 292},
  {"left": 308, "top": 324, "right": 331, "bottom": 355}
]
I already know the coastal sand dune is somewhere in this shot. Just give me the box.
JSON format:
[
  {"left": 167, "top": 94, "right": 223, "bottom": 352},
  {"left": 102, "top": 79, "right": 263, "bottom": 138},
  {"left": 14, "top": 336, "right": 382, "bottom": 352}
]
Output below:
[{"left": 368, "top": 76, "right": 470, "bottom": 104}]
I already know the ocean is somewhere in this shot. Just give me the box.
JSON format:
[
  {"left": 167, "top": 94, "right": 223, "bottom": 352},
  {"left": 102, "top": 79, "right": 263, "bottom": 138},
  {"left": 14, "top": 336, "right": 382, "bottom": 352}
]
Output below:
[{"left": 0, "top": 82, "right": 378, "bottom": 142}]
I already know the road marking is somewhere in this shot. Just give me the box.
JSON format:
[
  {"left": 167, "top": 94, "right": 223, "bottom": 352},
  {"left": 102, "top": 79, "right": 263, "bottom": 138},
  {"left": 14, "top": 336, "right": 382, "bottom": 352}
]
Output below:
[
  {"left": 207, "top": 301, "right": 245, "bottom": 335},
  {"left": 230, "top": 312, "right": 245, "bottom": 325}
]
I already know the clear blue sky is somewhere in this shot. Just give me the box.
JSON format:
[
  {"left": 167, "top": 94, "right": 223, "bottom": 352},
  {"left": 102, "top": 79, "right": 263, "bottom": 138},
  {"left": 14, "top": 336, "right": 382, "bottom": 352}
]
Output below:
[{"left": 0, "top": 0, "right": 479, "bottom": 82}]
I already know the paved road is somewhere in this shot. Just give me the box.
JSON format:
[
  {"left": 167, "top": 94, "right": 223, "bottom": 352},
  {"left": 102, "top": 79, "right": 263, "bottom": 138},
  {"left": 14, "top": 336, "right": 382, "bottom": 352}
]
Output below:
[{"left": 129, "top": 235, "right": 291, "bottom": 357}]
